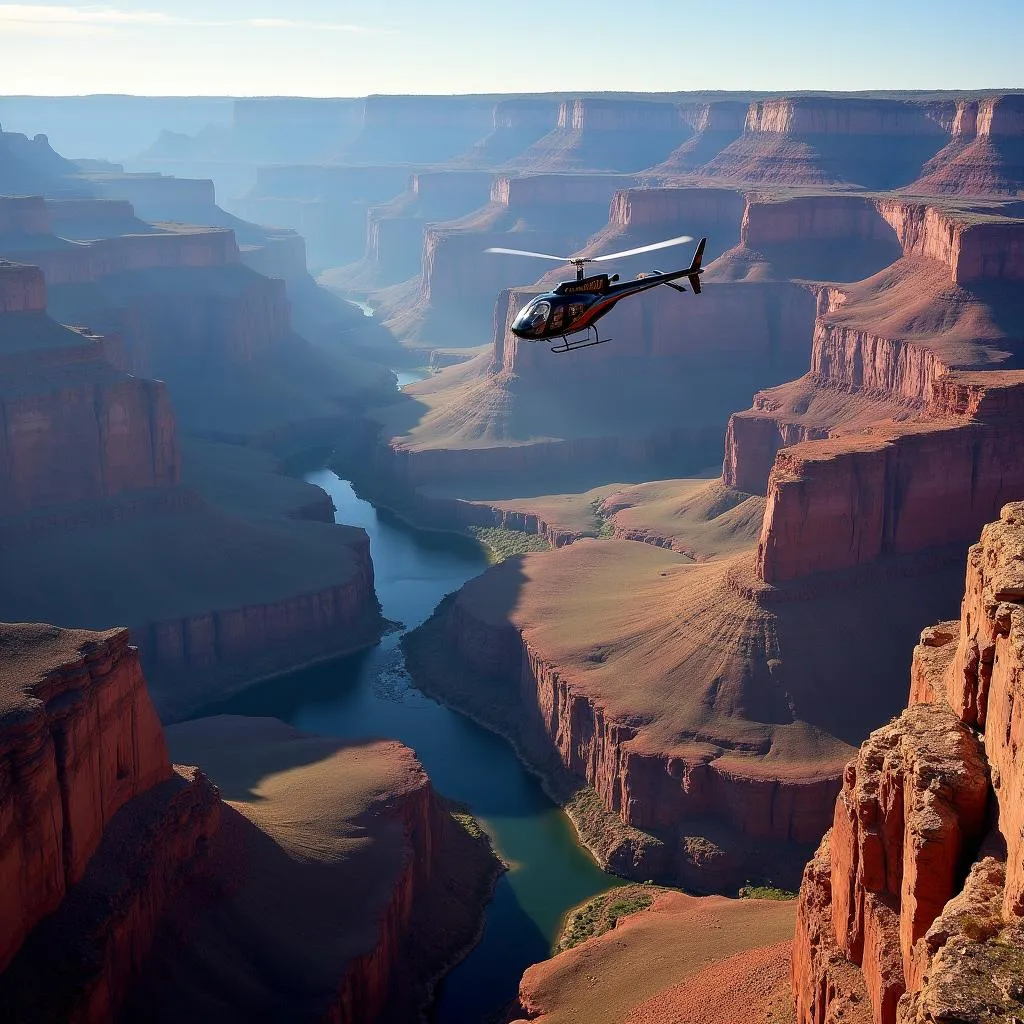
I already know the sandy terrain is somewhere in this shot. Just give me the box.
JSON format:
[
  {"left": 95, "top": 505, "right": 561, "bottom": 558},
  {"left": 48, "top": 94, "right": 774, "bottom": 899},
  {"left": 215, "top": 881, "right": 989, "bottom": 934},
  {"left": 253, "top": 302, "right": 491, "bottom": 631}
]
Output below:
[{"left": 511, "top": 892, "right": 797, "bottom": 1024}]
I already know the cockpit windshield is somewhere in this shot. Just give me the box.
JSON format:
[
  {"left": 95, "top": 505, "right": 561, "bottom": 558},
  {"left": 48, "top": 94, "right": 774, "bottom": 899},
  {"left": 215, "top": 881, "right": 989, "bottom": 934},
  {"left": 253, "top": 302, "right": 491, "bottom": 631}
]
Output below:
[{"left": 513, "top": 299, "right": 551, "bottom": 337}]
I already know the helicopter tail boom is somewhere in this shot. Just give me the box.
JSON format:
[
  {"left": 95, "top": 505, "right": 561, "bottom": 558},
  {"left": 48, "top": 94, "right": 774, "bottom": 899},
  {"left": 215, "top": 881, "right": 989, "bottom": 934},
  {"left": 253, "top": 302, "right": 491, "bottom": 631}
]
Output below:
[{"left": 686, "top": 236, "right": 706, "bottom": 295}]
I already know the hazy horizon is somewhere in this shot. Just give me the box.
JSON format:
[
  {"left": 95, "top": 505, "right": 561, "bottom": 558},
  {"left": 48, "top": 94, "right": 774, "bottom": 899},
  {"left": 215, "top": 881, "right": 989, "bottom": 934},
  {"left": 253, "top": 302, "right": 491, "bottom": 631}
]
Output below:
[{"left": 1, "top": 0, "right": 1022, "bottom": 97}]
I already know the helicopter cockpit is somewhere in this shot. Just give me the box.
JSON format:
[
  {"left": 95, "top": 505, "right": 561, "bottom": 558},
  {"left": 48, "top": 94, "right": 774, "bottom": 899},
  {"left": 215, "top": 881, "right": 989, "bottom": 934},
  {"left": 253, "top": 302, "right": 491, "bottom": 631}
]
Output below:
[{"left": 511, "top": 299, "right": 551, "bottom": 338}]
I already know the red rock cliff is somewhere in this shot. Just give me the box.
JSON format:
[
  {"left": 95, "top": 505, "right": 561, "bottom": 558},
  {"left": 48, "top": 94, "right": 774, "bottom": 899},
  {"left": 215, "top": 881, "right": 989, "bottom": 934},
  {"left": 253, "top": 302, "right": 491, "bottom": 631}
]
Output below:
[
  {"left": 791, "top": 503, "right": 1024, "bottom": 1024},
  {"left": 0, "top": 265, "right": 180, "bottom": 515},
  {"left": 0, "top": 622, "right": 220, "bottom": 1024},
  {"left": 756, "top": 373, "right": 1024, "bottom": 584}
]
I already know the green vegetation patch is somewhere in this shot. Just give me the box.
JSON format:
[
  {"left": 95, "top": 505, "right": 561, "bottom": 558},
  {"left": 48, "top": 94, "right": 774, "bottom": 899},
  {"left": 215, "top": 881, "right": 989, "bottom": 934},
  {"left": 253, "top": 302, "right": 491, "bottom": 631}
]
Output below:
[
  {"left": 557, "top": 884, "right": 664, "bottom": 952},
  {"left": 738, "top": 883, "right": 799, "bottom": 901},
  {"left": 588, "top": 499, "right": 617, "bottom": 539},
  {"left": 467, "top": 525, "right": 550, "bottom": 564}
]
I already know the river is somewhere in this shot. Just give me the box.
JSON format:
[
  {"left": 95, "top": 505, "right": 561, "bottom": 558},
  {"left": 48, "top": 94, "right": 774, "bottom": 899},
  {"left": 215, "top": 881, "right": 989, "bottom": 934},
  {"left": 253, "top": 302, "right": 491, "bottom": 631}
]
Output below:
[{"left": 200, "top": 468, "right": 620, "bottom": 1021}]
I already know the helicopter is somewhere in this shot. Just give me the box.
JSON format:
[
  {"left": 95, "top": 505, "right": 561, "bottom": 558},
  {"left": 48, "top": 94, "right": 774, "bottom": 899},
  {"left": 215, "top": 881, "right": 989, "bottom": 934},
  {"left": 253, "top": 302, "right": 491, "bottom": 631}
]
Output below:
[{"left": 486, "top": 234, "right": 706, "bottom": 353}]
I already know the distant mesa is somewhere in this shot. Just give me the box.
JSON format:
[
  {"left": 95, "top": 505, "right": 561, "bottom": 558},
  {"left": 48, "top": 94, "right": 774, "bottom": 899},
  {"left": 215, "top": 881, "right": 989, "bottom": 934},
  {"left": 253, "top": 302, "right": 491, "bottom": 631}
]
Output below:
[
  {"left": 911, "top": 94, "right": 1024, "bottom": 196},
  {"left": 506, "top": 98, "right": 691, "bottom": 174}
]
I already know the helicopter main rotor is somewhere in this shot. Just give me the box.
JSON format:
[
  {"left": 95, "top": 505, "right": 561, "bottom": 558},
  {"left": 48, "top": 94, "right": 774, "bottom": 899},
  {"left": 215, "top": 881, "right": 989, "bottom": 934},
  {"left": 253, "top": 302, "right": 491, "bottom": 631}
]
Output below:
[{"left": 485, "top": 234, "right": 694, "bottom": 280}]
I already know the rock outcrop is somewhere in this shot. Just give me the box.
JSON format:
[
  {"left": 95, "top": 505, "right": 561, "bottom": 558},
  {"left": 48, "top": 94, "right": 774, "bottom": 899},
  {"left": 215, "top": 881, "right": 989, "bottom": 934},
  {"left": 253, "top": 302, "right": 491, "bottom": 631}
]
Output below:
[
  {"left": 0, "top": 622, "right": 221, "bottom": 1017},
  {"left": 911, "top": 94, "right": 1024, "bottom": 196},
  {"left": 790, "top": 503, "right": 1024, "bottom": 1024},
  {"left": 453, "top": 97, "right": 560, "bottom": 168},
  {"left": 0, "top": 262, "right": 180, "bottom": 515},
  {"left": 507, "top": 98, "right": 689, "bottom": 173},
  {"left": 0, "top": 631, "right": 499, "bottom": 1023},
  {"left": 699, "top": 98, "right": 949, "bottom": 189},
  {"left": 361, "top": 170, "right": 494, "bottom": 285}
]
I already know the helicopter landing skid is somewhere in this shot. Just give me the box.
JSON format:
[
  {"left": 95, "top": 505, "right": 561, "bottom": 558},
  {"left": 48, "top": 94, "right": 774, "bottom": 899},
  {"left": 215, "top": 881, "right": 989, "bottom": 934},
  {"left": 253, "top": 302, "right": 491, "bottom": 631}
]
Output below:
[{"left": 549, "top": 325, "right": 609, "bottom": 354}]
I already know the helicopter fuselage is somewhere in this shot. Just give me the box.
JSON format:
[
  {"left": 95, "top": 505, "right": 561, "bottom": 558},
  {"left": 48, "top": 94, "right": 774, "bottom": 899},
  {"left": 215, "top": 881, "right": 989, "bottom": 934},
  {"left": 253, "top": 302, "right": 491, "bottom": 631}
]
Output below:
[{"left": 510, "top": 264, "right": 696, "bottom": 343}]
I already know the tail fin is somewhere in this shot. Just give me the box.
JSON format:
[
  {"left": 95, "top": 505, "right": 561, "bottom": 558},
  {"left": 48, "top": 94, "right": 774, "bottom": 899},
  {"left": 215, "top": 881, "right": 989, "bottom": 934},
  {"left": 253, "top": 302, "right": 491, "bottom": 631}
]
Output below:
[{"left": 687, "top": 237, "right": 706, "bottom": 295}]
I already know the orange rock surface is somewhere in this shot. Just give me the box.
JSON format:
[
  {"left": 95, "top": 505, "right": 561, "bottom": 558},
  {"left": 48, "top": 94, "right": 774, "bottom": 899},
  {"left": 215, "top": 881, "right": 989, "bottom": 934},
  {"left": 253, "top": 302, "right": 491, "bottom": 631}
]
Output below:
[
  {"left": 509, "top": 891, "right": 797, "bottom": 1024},
  {"left": 791, "top": 503, "right": 1024, "bottom": 1024}
]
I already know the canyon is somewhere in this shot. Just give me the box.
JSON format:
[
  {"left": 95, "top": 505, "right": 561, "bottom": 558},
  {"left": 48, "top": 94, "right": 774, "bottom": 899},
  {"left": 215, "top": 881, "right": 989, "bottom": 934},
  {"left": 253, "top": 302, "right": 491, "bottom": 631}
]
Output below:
[
  {"left": 0, "top": 167, "right": 391, "bottom": 719},
  {"left": 4, "top": 87, "right": 1024, "bottom": 1023}
]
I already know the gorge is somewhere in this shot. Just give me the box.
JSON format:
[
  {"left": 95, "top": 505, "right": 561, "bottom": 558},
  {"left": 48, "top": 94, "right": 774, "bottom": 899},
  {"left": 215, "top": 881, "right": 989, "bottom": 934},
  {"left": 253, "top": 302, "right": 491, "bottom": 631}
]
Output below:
[{"left": 2, "top": 84, "right": 1023, "bottom": 1024}]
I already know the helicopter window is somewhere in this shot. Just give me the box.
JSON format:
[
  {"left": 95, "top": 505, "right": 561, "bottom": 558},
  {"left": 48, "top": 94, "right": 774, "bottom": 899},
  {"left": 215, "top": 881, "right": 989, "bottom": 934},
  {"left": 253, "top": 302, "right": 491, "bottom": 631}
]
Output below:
[
  {"left": 567, "top": 303, "right": 586, "bottom": 321},
  {"left": 514, "top": 300, "right": 551, "bottom": 335}
]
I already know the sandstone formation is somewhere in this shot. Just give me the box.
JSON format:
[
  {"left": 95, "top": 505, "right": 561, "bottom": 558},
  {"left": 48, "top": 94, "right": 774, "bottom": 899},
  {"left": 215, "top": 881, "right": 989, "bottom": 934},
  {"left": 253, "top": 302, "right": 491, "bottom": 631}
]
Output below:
[
  {"left": 698, "top": 98, "right": 949, "bottom": 189},
  {"left": 346, "top": 170, "right": 495, "bottom": 287},
  {"left": 128, "top": 716, "right": 501, "bottom": 1023},
  {"left": 0, "top": 194, "right": 392, "bottom": 440},
  {"left": 453, "top": 97, "right": 560, "bottom": 168},
  {"left": 0, "top": 623, "right": 221, "bottom": 1018},
  {"left": 0, "top": 261, "right": 178, "bottom": 514},
  {"left": 790, "top": 503, "right": 1024, "bottom": 1024},
  {"left": 506, "top": 98, "right": 689, "bottom": 173},
  {"left": 0, "top": 260, "right": 384, "bottom": 718},
  {"left": 646, "top": 101, "right": 750, "bottom": 178},
  {"left": 508, "top": 890, "right": 797, "bottom": 1024},
  {"left": 0, "top": 629, "right": 499, "bottom": 1022},
  {"left": 404, "top": 537, "right": 964, "bottom": 891},
  {"left": 731, "top": 199, "right": 1024, "bottom": 582},
  {"left": 911, "top": 95, "right": 1024, "bottom": 196}
]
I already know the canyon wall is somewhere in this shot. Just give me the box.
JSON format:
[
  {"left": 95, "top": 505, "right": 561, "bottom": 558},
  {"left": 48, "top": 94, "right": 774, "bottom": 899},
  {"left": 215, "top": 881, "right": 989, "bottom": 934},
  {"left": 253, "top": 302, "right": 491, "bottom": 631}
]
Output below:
[
  {"left": 0, "top": 263, "right": 180, "bottom": 515},
  {"left": 364, "top": 170, "right": 494, "bottom": 283},
  {"left": 912, "top": 94, "right": 1024, "bottom": 196},
  {"left": 700, "top": 98, "right": 949, "bottom": 190},
  {"left": 0, "top": 623, "right": 221, "bottom": 1020},
  {"left": 508, "top": 99, "right": 689, "bottom": 172},
  {"left": 791, "top": 502, "right": 1024, "bottom": 1024},
  {"left": 756, "top": 372, "right": 1024, "bottom": 585}
]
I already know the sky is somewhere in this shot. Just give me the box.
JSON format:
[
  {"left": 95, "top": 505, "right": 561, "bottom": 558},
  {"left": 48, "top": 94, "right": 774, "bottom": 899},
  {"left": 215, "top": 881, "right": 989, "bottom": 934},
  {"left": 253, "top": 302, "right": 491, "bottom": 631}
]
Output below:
[{"left": 1, "top": 0, "right": 1022, "bottom": 96}]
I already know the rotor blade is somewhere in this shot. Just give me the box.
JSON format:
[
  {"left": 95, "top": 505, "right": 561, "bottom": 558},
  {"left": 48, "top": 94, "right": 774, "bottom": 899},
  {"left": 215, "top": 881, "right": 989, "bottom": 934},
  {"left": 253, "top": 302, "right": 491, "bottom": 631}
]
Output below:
[
  {"left": 484, "top": 246, "right": 573, "bottom": 261},
  {"left": 591, "top": 234, "right": 694, "bottom": 262}
]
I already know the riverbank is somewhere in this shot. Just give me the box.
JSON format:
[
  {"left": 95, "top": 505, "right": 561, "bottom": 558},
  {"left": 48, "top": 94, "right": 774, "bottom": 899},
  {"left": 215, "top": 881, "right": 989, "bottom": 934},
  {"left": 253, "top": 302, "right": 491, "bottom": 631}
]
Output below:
[
  {"left": 402, "top": 600, "right": 665, "bottom": 882},
  {"left": 199, "top": 466, "right": 623, "bottom": 1022}
]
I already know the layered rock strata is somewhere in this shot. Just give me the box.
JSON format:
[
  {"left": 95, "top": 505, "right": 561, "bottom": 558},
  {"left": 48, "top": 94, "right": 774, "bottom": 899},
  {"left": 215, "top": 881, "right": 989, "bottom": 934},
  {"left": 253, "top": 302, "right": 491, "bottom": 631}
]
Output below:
[
  {"left": 791, "top": 502, "right": 1024, "bottom": 1024},
  {"left": 0, "top": 262, "right": 384, "bottom": 718},
  {"left": 0, "top": 623, "right": 221, "bottom": 1017},
  {"left": 507, "top": 98, "right": 689, "bottom": 172},
  {"left": 912, "top": 94, "right": 1024, "bottom": 196},
  {"left": 403, "top": 539, "right": 964, "bottom": 891},
  {"left": 698, "top": 98, "right": 949, "bottom": 189},
  {"left": 0, "top": 631, "right": 498, "bottom": 1023},
  {"left": 0, "top": 262, "right": 179, "bottom": 515}
]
